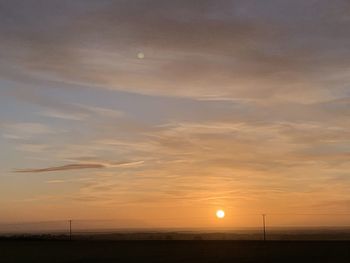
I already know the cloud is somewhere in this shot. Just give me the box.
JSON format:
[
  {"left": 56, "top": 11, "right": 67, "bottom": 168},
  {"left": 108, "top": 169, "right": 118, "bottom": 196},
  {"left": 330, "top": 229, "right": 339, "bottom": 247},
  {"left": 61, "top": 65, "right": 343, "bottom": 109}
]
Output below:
[
  {"left": 15, "top": 143, "right": 50, "bottom": 153},
  {"left": 1, "top": 122, "right": 55, "bottom": 141},
  {"left": 38, "top": 105, "right": 123, "bottom": 121},
  {"left": 76, "top": 104, "right": 124, "bottom": 118},
  {"left": 14, "top": 164, "right": 105, "bottom": 173},
  {"left": 1, "top": 0, "right": 349, "bottom": 101},
  {"left": 1, "top": 87, "right": 124, "bottom": 123},
  {"left": 2, "top": 122, "right": 53, "bottom": 135},
  {"left": 39, "top": 109, "right": 88, "bottom": 121},
  {"left": 14, "top": 160, "right": 144, "bottom": 173}
]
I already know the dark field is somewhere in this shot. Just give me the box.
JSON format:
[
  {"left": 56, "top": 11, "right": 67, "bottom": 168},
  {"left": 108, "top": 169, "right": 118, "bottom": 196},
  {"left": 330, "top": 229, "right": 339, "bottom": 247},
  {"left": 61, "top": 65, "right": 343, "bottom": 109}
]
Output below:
[{"left": 1, "top": 240, "right": 349, "bottom": 263}]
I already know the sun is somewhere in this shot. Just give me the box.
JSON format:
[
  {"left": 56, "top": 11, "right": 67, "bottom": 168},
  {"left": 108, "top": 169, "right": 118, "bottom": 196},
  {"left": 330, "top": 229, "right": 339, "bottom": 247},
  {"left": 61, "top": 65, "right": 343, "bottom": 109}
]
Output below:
[{"left": 216, "top": 209, "right": 225, "bottom": 219}]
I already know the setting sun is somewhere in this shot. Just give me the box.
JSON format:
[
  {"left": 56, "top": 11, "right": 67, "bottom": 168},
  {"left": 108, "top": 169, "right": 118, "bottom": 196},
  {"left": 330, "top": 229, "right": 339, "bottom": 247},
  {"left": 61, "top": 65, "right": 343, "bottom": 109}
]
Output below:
[{"left": 216, "top": 210, "right": 225, "bottom": 219}]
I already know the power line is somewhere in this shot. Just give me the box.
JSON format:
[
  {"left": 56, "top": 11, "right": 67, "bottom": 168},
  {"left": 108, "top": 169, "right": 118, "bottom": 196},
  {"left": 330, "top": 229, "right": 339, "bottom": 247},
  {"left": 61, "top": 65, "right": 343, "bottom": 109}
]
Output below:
[
  {"left": 262, "top": 214, "right": 266, "bottom": 241},
  {"left": 69, "top": 220, "right": 72, "bottom": 241}
]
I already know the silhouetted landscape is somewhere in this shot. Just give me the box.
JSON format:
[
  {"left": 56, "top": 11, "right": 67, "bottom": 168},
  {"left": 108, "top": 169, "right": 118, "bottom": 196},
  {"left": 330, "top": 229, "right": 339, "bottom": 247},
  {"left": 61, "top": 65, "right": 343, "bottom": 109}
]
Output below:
[
  {"left": 1, "top": 239, "right": 349, "bottom": 263},
  {"left": 1, "top": 229, "right": 349, "bottom": 262}
]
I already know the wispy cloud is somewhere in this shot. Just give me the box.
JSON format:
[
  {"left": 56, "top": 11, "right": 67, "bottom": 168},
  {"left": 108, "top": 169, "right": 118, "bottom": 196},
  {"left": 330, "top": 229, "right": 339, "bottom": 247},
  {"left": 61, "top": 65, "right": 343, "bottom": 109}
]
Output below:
[
  {"left": 1, "top": 122, "right": 54, "bottom": 137},
  {"left": 14, "top": 160, "right": 144, "bottom": 173},
  {"left": 39, "top": 109, "right": 88, "bottom": 121},
  {"left": 1, "top": 1, "right": 349, "bottom": 101}
]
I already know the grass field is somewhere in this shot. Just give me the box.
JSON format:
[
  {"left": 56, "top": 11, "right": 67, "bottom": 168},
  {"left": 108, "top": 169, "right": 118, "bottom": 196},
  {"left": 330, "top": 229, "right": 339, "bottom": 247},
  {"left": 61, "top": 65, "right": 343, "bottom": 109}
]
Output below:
[{"left": 1, "top": 240, "right": 349, "bottom": 263}]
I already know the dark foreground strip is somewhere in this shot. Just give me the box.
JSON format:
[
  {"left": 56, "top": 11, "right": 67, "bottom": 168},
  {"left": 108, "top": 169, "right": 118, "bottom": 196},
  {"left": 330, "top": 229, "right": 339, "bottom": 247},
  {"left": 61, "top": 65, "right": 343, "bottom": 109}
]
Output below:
[{"left": 0, "top": 240, "right": 349, "bottom": 263}]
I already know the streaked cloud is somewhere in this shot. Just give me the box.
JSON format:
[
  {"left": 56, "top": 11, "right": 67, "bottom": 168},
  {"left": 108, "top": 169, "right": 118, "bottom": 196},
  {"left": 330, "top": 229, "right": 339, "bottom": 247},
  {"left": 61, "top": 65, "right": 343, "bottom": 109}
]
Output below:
[
  {"left": 2, "top": 122, "right": 54, "bottom": 136},
  {"left": 14, "top": 160, "right": 144, "bottom": 173},
  {"left": 15, "top": 143, "right": 50, "bottom": 153},
  {"left": 1, "top": 0, "right": 349, "bottom": 101},
  {"left": 39, "top": 109, "right": 88, "bottom": 121}
]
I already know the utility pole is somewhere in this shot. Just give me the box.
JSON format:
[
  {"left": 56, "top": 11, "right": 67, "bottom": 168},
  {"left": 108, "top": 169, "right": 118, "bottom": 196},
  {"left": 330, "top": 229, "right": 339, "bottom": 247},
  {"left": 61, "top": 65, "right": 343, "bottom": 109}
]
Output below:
[
  {"left": 262, "top": 214, "right": 266, "bottom": 241},
  {"left": 69, "top": 220, "right": 72, "bottom": 241}
]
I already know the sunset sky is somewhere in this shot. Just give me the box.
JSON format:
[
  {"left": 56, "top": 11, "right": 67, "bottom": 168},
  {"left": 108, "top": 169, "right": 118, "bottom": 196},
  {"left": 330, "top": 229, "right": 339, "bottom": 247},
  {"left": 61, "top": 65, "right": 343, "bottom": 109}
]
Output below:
[{"left": 0, "top": 0, "right": 349, "bottom": 229}]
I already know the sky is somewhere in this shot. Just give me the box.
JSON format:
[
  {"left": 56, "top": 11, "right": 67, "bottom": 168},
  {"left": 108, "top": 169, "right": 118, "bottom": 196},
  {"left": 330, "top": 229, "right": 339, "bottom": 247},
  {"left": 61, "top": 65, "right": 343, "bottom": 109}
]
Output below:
[{"left": 0, "top": 0, "right": 349, "bottom": 229}]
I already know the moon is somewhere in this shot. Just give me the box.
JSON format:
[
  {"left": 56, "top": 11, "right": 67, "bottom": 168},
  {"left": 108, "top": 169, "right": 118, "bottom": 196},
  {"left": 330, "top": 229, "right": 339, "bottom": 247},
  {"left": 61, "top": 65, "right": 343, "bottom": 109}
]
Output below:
[
  {"left": 137, "top": 52, "right": 145, "bottom": 59},
  {"left": 216, "top": 209, "right": 225, "bottom": 219}
]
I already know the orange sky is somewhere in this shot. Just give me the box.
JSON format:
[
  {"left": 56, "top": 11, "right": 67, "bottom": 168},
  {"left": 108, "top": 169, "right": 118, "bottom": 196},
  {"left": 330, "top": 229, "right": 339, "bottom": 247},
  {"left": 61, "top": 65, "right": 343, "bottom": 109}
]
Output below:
[{"left": 0, "top": 0, "right": 349, "bottom": 230}]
